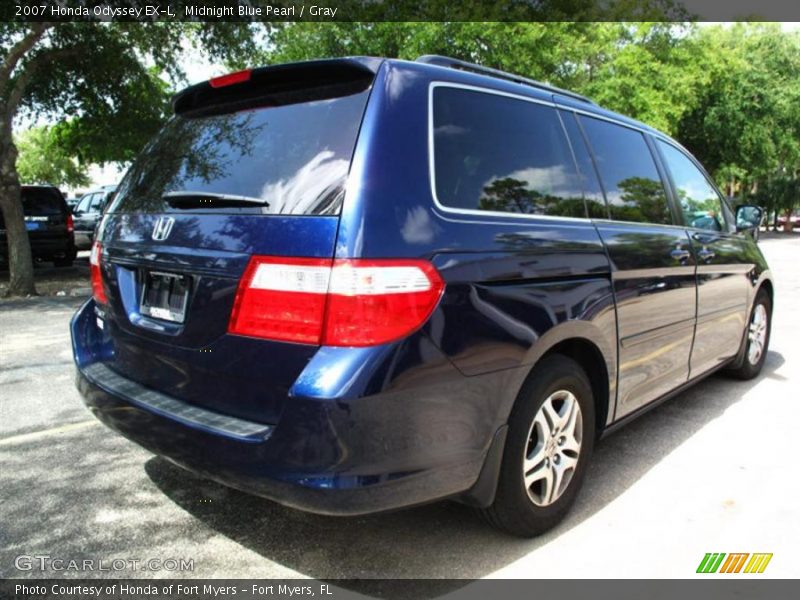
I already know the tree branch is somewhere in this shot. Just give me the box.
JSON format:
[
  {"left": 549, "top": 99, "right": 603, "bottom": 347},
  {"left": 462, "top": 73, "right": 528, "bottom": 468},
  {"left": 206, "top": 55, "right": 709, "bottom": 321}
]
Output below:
[
  {"left": 0, "top": 23, "right": 52, "bottom": 94},
  {"left": 4, "top": 46, "right": 80, "bottom": 128}
]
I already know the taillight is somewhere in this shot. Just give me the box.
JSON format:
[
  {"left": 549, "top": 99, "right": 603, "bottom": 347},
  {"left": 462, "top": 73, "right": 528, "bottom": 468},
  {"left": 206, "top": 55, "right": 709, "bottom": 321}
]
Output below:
[
  {"left": 90, "top": 241, "right": 108, "bottom": 305},
  {"left": 66, "top": 214, "right": 74, "bottom": 233},
  {"left": 228, "top": 257, "right": 445, "bottom": 347}
]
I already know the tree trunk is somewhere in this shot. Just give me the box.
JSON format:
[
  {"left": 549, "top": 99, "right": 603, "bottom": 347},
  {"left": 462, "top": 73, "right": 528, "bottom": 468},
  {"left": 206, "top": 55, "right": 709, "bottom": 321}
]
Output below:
[{"left": 0, "top": 140, "right": 37, "bottom": 296}]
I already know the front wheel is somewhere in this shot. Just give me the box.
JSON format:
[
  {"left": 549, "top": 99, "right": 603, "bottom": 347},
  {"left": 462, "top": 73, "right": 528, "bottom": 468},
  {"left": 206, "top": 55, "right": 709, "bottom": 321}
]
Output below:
[
  {"left": 480, "top": 355, "right": 595, "bottom": 537},
  {"left": 728, "top": 289, "right": 771, "bottom": 380}
]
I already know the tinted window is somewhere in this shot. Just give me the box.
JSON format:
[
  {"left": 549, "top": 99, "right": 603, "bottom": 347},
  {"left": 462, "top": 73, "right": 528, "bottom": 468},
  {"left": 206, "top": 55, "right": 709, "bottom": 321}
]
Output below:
[
  {"left": 580, "top": 116, "right": 672, "bottom": 225},
  {"left": 658, "top": 140, "right": 725, "bottom": 231},
  {"left": 21, "top": 188, "right": 64, "bottom": 216},
  {"left": 559, "top": 110, "right": 608, "bottom": 219},
  {"left": 433, "top": 88, "right": 585, "bottom": 218},
  {"left": 111, "top": 90, "right": 370, "bottom": 215}
]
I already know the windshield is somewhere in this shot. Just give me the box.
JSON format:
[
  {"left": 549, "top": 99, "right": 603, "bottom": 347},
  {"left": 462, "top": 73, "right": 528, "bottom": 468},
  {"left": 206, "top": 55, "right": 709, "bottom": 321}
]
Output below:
[{"left": 110, "top": 90, "right": 370, "bottom": 215}]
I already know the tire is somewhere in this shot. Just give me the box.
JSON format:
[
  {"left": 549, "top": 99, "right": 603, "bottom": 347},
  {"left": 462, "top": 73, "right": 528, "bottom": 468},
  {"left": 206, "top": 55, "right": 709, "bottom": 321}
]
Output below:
[
  {"left": 480, "top": 354, "right": 595, "bottom": 537},
  {"left": 728, "top": 288, "right": 771, "bottom": 380}
]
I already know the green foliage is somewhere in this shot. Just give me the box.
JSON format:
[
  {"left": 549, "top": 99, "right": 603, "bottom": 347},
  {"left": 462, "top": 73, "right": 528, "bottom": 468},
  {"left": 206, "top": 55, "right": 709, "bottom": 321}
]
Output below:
[
  {"left": 677, "top": 24, "right": 800, "bottom": 186},
  {"left": 15, "top": 126, "right": 89, "bottom": 187}
]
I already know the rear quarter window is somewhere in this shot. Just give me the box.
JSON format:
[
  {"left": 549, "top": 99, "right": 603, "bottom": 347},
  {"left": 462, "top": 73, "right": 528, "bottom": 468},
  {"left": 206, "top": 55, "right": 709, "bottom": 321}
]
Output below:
[{"left": 432, "top": 86, "right": 587, "bottom": 218}]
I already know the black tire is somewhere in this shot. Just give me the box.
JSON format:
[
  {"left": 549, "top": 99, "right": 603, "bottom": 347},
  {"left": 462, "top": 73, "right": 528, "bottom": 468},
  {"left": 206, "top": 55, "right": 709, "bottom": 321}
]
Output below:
[
  {"left": 480, "top": 354, "right": 595, "bottom": 537},
  {"left": 727, "top": 288, "right": 771, "bottom": 380}
]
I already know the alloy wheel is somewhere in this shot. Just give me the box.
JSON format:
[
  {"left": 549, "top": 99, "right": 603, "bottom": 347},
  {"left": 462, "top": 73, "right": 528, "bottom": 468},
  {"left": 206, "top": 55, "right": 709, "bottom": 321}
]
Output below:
[
  {"left": 523, "top": 390, "right": 583, "bottom": 507},
  {"left": 747, "top": 303, "right": 768, "bottom": 365}
]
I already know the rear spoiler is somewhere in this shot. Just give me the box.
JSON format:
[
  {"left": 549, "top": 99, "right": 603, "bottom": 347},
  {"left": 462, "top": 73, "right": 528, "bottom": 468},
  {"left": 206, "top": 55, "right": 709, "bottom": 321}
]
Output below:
[{"left": 172, "top": 57, "right": 384, "bottom": 117}]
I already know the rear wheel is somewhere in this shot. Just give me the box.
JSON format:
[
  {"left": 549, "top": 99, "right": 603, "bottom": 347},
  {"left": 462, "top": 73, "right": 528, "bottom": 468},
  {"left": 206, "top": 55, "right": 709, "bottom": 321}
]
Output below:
[
  {"left": 481, "top": 355, "right": 595, "bottom": 537},
  {"left": 728, "top": 288, "right": 771, "bottom": 380}
]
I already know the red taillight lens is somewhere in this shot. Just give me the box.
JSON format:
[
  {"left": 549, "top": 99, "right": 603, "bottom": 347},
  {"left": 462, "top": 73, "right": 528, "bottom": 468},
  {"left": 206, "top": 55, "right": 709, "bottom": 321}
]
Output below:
[
  {"left": 66, "top": 214, "right": 74, "bottom": 233},
  {"left": 228, "top": 257, "right": 444, "bottom": 347},
  {"left": 228, "top": 257, "right": 332, "bottom": 344},
  {"left": 90, "top": 241, "right": 108, "bottom": 305},
  {"left": 324, "top": 260, "right": 445, "bottom": 346},
  {"left": 209, "top": 69, "right": 252, "bottom": 88}
]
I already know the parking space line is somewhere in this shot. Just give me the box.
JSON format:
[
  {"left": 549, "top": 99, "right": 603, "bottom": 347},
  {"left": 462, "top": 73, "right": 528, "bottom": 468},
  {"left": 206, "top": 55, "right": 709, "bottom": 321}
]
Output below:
[{"left": 0, "top": 420, "right": 99, "bottom": 447}]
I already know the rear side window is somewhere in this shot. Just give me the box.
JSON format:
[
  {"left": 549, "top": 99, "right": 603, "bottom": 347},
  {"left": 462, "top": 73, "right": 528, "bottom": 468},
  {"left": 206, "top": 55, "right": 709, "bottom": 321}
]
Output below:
[
  {"left": 579, "top": 116, "right": 672, "bottom": 225},
  {"left": 111, "top": 90, "right": 370, "bottom": 215},
  {"left": 432, "top": 87, "right": 586, "bottom": 218},
  {"left": 21, "top": 188, "right": 64, "bottom": 216}
]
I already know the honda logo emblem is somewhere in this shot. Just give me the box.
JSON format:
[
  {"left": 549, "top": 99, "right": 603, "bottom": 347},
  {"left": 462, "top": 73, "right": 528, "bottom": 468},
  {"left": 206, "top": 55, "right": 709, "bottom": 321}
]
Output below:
[{"left": 151, "top": 217, "right": 175, "bottom": 241}]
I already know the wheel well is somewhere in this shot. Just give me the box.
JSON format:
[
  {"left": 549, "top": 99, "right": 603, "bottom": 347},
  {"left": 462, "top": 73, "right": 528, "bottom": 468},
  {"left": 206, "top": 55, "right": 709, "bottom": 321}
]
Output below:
[
  {"left": 542, "top": 339, "right": 610, "bottom": 437},
  {"left": 759, "top": 279, "right": 774, "bottom": 306}
]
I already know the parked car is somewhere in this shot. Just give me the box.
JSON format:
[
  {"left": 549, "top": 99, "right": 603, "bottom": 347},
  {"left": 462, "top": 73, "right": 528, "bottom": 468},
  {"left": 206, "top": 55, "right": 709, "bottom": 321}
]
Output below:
[
  {"left": 72, "top": 185, "right": 117, "bottom": 250},
  {"left": 1, "top": 184, "right": 76, "bottom": 267},
  {"left": 71, "top": 56, "right": 773, "bottom": 537}
]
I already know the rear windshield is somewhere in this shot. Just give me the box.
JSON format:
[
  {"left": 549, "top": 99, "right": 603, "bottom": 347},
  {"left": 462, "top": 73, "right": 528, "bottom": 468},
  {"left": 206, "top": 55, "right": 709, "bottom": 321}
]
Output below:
[
  {"left": 22, "top": 188, "right": 65, "bottom": 216},
  {"left": 110, "top": 90, "right": 370, "bottom": 215}
]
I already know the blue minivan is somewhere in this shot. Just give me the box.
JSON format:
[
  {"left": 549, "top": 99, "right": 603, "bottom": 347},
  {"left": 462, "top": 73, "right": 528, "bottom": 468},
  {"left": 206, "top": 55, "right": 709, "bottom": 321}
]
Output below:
[{"left": 71, "top": 56, "right": 772, "bottom": 536}]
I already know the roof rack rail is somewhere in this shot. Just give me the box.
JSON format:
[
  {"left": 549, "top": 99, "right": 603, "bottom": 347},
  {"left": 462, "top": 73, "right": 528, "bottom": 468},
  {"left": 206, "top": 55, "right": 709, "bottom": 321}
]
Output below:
[{"left": 415, "top": 55, "right": 594, "bottom": 105}]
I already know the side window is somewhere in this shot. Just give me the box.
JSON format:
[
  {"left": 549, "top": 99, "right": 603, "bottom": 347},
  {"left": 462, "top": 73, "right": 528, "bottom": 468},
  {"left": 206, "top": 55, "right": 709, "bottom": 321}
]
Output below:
[
  {"left": 559, "top": 110, "right": 609, "bottom": 219},
  {"left": 657, "top": 140, "right": 726, "bottom": 232},
  {"left": 75, "top": 195, "right": 93, "bottom": 213},
  {"left": 579, "top": 116, "right": 672, "bottom": 225},
  {"left": 432, "top": 87, "right": 586, "bottom": 218},
  {"left": 89, "top": 194, "right": 104, "bottom": 213}
]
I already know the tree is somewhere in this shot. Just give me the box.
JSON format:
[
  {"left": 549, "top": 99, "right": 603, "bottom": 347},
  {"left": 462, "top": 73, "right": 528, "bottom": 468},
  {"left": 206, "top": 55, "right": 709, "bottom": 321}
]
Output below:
[
  {"left": 676, "top": 24, "right": 800, "bottom": 203},
  {"left": 1, "top": 20, "right": 260, "bottom": 296},
  {"left": 15, "top": 125, "right": 90, "bottom": 187}
]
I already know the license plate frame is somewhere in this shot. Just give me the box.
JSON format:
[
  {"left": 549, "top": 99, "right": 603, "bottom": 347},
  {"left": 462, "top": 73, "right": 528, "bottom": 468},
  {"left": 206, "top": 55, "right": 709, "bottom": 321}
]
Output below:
[{"left": 139, "top": 270, "right": 190, "bottom": 323}]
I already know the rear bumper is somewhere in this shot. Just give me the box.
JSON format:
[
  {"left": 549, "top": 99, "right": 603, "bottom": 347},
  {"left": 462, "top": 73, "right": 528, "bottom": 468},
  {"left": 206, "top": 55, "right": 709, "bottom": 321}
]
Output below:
[{"left": 71, "top": 300, "right": 507, "bottom": 515}]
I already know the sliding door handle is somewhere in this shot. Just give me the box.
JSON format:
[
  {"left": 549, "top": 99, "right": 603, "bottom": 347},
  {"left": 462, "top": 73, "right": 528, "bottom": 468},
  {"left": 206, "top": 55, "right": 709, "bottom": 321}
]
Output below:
[
  {"left": 697, "top": 248, "right": 716, "bottom": 261},
  {"left": 670, "top": 248, "right": 691, "bottom": 261}
]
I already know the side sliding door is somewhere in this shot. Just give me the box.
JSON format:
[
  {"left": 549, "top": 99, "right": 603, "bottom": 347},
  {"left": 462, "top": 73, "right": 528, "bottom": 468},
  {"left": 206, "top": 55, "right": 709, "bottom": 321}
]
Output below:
[{"left": 563, "top": 112, "right": 698, "bottom": 420}]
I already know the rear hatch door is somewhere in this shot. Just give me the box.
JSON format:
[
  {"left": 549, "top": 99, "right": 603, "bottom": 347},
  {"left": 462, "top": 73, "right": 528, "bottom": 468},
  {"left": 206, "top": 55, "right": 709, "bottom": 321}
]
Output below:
[{"left": 97, "top": 59, "right": 379, "bottom": 425}]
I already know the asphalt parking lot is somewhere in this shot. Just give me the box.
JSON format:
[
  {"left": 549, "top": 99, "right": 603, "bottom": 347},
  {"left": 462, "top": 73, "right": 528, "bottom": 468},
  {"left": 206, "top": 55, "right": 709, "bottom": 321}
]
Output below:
[{"left": 1, "top": 234, "right": 798, "bottom": 580}]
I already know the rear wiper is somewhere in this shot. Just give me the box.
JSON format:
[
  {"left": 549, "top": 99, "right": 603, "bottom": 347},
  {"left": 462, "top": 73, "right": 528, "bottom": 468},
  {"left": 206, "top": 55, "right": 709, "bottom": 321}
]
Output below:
[{"left": 164, "top": 191, "right": 270, "bottom": 209}]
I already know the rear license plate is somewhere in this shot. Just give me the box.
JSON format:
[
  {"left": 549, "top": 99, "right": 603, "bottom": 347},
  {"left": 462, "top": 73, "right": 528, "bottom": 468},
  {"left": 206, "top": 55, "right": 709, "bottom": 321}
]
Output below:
[
  {"left": 25, "top": 222, "right": 41, "bottom": 231},
  {"left": 140, "top": 270, "right": 190, "bottom": 323}
]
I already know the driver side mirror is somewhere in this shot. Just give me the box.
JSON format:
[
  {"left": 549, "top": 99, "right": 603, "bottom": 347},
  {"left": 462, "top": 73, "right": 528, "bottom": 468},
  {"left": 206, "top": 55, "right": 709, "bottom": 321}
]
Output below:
[{"left": 735, "top": 204, "right": 763, "bottom": 233}]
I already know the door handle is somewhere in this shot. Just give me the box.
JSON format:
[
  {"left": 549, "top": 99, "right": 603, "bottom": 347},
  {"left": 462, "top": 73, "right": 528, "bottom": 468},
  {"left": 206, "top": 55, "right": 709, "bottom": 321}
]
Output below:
[
  {"left": 697, "top": 248, "right": 715, "bottom": 261},
  {"left": 670, "top": 248, "right": 691, "bottom": 261}
]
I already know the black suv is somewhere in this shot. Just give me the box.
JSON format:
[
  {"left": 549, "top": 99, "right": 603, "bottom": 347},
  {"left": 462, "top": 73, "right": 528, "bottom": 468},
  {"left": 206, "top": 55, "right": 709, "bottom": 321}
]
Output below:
[{"left": 1, "top": 185, "right": 76, "bottom": 267}]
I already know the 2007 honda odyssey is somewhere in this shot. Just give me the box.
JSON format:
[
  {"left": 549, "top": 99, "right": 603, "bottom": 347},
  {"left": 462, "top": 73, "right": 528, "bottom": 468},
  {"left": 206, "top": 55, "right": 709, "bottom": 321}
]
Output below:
[{"left": 71, "top": 56, "right": 772, "bottom": 536}]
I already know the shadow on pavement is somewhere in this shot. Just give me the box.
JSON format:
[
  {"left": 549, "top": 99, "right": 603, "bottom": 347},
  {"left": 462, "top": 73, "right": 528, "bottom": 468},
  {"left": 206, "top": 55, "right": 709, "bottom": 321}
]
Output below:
[{"left": 142, "top": 350, "right": 785, "bottom": 591}]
